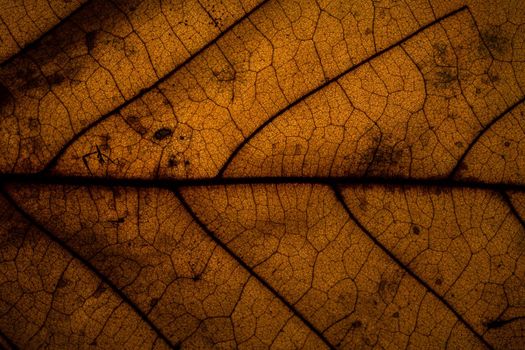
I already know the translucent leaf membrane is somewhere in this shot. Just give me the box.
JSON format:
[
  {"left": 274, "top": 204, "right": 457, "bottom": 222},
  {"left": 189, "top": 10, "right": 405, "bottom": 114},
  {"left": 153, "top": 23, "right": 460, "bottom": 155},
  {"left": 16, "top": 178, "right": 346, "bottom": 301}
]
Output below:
[
  {"left": 0, "top": 0, "right": 524, "bottom": 349},
  {"left": 224, "top": 10, "right": 524, "bottom": 178},
  {"left": 50, "top": 0, "right": 459, "bottom": 179},
  {"left": 43, "top": 0, "right": 525, "bottom": 180},
  {"left": 339, "top": 185, "right": 525, "bottom": 349},
  {"left": 7, "top": 185, "right": 327, "bottom": 349},
  {"left": 0, "top": 0, "right": 86, "bottom": 62},
  {"left": 0, "top": 194, "right": 167, "bottom": 349},
  {"left": 181, "top": 184, "right": 489, "bottom": 348},
  {"left": 0, "top": 0, "right": 262, "bottom": 173}
]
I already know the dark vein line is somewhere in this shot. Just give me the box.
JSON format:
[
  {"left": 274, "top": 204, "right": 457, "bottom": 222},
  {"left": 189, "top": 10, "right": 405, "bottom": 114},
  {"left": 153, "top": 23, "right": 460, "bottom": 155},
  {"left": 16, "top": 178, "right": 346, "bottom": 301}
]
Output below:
[
  {"left": 0, "top": 1, "right": 92, "bottom": 67},
  {"left": 172, "top": 188, "right": 336, "bottom": 350},
  {"left": 0, "top": 329, "right": 18, "bottom": 350},
  {"left": 449, "top": 96, "right": 525, "bottom": 178},
  {"left": 330, "top": 184, "right": 494, "bottom": 350},
  {"left": 486, "top": 315, "right": 525, "bottom": 329},
  {"left": 500, "top": 191, "right": 525, "bottom": 231},
  {"left": 2, "top": 173, "right": 525, "bottom": 193},
  {"left": 42, "top": 0, "right": 271, "bottom": 173},
  {"left": 217, "top": 5, "right": 469, "bottom": 176},
  {"left": 0, "top": 187, "right": 179, "bottom": 350}
]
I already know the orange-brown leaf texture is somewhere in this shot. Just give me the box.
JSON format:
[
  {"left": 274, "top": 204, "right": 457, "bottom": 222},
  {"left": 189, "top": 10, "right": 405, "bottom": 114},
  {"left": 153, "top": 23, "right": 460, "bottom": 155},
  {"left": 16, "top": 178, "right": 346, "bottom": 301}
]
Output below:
[{"left": 0, "top": 0, "right": 524, "bottom": 349}]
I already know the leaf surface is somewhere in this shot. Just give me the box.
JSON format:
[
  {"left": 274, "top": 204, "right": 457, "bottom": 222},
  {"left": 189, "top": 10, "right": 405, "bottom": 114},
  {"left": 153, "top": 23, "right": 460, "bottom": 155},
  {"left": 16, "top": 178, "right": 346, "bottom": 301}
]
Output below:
[{"left": 0, "top": 0, "right": 524, "bottom": 349}]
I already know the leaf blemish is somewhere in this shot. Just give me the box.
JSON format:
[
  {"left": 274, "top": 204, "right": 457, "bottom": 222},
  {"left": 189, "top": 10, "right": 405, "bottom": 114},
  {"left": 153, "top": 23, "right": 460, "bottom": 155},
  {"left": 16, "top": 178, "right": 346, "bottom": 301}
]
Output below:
[
  {"left": 0, "top": 82, "right": 13, "bottom": 109},
  {"left": 150, "top": 298, "right": 159, "bottom": 308},
  {"left": 153, "top": 128, "right": 173, "bottom": 140},
  {"left": 351, "top": 320, "right": 362, "bottom": 329},
  {"left": 482, "top": 27, "right": 509, "bottom": 55}
]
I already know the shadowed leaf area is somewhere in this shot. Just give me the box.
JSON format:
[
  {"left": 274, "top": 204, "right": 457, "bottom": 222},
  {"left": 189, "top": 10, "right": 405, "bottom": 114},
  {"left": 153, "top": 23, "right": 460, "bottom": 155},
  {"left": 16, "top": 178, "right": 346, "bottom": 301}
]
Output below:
[{"left": 0, "top": 0, "right": 524, "bottom": 349}]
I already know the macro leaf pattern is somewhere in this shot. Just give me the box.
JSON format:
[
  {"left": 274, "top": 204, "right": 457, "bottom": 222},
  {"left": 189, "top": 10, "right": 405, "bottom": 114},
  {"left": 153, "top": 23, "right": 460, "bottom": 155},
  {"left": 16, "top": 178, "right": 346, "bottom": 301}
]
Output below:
[{"left": 0, "top": 0, "right": 524, "bottom": 349}]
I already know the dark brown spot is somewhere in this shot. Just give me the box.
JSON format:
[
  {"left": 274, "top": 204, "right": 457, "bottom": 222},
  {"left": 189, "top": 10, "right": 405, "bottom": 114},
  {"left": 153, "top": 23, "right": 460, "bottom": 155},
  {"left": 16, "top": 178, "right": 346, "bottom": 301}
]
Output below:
[
  {"left": 504, "top": 141, "right": 511, "bottom": 147},
  {"left": 0, "top": 82, "right": 13, "bottom": 109},
  {"left": 434, "top": 68, "right": 457, "bottom": 88},
  {"left": 458, "top": 163, "right": 469, "bottom": 172},
  {"left": 47, "top": 72, "right": 65, "bottom": 86},
  {"left": 489, "top": 73, "right": 500, "bottom": 82},
  {"left": 168, "top": 156, "right": 178, "bottom": 167},
  {"left": 435, "top": 278, "right": 443, "bottom": 285},
  {"left": 482, "top": 27, "right": 509, "bottom": 55},
  {"left": 433, "top": 43, "right": 447, "bottom": 57},
  {"left": 150, "top": 298, "right": 159, "bottom": 308},
  {"left": 412, "top": 225, "right": 420, "bottom": 235},
  {"left": 16, "top": 67, "right": 45, "bottom": 90},
  {"left": 184, "top": 159, "right": 190, "bottom": 166},
  {"left": 392, "top": 312, "right": 400, "bottom": 318},
  {"left": 351, "top": 320, "right": 362, "bottom": 329},
  {"left": 154, "top": 128, "right": 173, "bottom": 140},
  {"left": 126, "top": 116, "right": 148, "bottom": 135},
  {"left": 57, "top": 277, "right": 70, "bottom": 289},
  {"left": 85, "top": 31, "right": 98, "bottom": 53}
]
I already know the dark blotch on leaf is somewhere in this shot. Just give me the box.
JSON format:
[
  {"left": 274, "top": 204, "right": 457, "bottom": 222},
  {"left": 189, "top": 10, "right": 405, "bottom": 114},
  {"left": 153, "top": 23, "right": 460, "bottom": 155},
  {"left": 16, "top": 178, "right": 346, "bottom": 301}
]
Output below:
[
  {"left": 85, "top": 31, "right": 98, "bottom": 53},
  {"left": 57, "top": 277, "right": 70, "bottom": 289},
  {"left": 434, "top": 69, "right": 457, "bottom": 88},
  {"left": 504, "top": 141, "right": 511, "bottom": 147},
  {"left": 485, "top": 319, "right": 507, "bottom": 329},
  {"left": 0, "top": 82, "right": 13, "bottom": 109},
  {"left": 154, "top": 128, "right": 173, "bottom": 140},
  {"left": 150, "top": 298, "right": 159, "bottom": 308},
  {"left": 16, "top": 67, "right": 45, "bottom": 91},
  {"left": 412, "top": 225, "right": 420, "bottom": 235},
  {"left": 392, "top": 312, "right": 400, "bottom": 318},
  {"left": 47, "top": 72, "right": 65, "bottom": 86},
  {"left": 482, "top": 27, "right": 509, "bottom": 55},
  {"left": 168, "top": 156, "right": 178, "bottom": 167},
  {"left": 351, "top": 320, "right": 362, "bottom": 329}
]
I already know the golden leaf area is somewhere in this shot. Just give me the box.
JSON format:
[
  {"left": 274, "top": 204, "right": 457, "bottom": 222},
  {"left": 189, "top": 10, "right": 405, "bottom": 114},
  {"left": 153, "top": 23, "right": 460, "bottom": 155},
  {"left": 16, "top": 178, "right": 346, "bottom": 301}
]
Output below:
[{"left": 0, "top": 0, "right": 524, "bottom": 348}]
